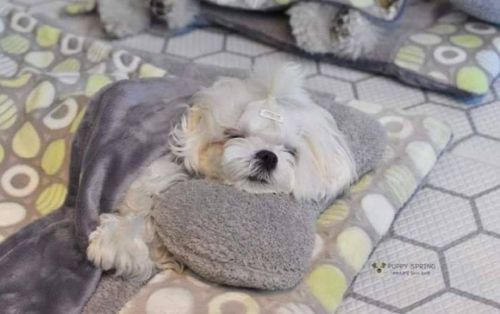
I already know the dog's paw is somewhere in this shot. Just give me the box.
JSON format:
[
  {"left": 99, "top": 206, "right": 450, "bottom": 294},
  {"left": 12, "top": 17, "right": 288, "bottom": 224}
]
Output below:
[
  {"left": 86, "top": 213, "right": 154, "bottom": 282},
  {"left": 98, "top": 0, "right": 150, "bottom": 38},
  {"left": 102, "top": 20, "right": 145, "bottom": 39}
]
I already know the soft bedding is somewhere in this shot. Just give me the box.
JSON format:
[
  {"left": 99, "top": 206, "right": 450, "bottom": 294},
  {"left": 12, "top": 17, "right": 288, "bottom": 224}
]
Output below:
[
  {"left": 0, "top": 8, "right": 452, "bottom": 314},
  {"left": 66, "top": 0, "right": 500, "bottom": 98},
  {"left": 200, "top": 0, "right": 500, "bottom": 98},
  {"left": 199, "top": 0, "right": 406, "bottom": 21}
]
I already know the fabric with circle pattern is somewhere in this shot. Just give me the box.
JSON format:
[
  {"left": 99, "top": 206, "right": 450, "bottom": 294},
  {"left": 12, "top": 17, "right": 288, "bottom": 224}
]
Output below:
[{"left": 394, "top": 11, "right": 500, "bottom": 96}]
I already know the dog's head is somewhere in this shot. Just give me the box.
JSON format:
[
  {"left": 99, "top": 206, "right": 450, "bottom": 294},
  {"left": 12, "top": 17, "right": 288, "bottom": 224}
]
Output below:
[{"left": 170, "top": 63, "right": 357, "bottom": 202}]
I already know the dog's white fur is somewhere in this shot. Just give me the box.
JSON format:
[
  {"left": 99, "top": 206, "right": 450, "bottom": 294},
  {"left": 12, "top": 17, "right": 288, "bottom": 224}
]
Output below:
[
  {"left": 288, "top": 2, "right": 384, "bottom": 60},
  {"left": 86, "top": 62, "right": 357, "bottom": 281}
]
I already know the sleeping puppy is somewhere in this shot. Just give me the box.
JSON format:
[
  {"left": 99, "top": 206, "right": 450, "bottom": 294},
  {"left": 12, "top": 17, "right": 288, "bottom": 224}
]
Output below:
[{"left": 86, "top": 62, "right": 358, "bottom": 281}]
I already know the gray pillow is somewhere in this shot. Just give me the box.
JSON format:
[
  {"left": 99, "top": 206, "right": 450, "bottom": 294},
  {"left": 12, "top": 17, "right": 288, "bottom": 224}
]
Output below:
[{"left": 152, "top": 100, "right": 386, "bottom": 290}]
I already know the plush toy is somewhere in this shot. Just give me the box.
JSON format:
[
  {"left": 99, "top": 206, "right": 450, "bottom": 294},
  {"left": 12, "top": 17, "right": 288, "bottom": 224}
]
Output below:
[
  {"left": 450, "top": 0, "right": 500, "bottom": 24},
  {"left": 65, "top": 0, "right": 198, "bottom": 38}
]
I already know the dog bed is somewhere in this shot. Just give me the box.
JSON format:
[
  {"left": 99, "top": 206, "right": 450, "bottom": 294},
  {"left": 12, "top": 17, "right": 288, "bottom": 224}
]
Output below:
[
  {"left": 198, "top": 0, "right": 500, "bottom": 98},
  {"left": 0, "top": 9, "right": 452, "bottom": 314},
  {"left": 198, "top": 0, "right": 406, "bottom": 21},
  {"left": 66, "top": 0, "right": 500, "bottom": 98}
]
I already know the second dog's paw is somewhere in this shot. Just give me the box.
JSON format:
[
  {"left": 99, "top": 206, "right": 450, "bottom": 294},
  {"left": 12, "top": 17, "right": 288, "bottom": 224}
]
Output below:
[
  {"left": 103, "top": 20, "right": 142, "bottom": 39},
  {"left": 86, "top": 213, "right": 154, "bottom": 282},
  {"left": 98, "top": 0, "right": 150, "bottom": 38}
]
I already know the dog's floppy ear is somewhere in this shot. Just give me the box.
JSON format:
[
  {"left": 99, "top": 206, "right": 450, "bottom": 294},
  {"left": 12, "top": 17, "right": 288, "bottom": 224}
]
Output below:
[
  {"left": 171, "top": 104, "right": 226, "bottom": 177},
  {"left": 170, "top": 105, "right": 211, "bottom": 174},
  {"left": 186, "top": 107, "right": 203, "bottom": 131},
  {"left": 292, "top": 108, "right": 357, "bottom": 202}
]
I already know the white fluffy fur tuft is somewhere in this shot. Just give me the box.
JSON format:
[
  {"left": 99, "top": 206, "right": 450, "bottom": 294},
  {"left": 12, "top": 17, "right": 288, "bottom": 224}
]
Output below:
[
  {"left": 334, "top": 10, "right": 383, "bottom": 60},
  {"left": 172, "top": 61, "right": 358, "bottom": 202},
  {"left": 164, "top": 0, "right": 199, "bottom": 29},
  {"left": 288, "top": 3, "right": 341, "bottom": 54},
  {"left": 288, "top": 2, "right": 382, "bottom": 60},
  {"left": 86, "top": 154, "right": 186, "bottom": 281},
  {"left": 87, "top": 213, "right": 154, "bottom": 282},
  {"left": 250, "top": 62, "right": 309, "bottom": 104}
]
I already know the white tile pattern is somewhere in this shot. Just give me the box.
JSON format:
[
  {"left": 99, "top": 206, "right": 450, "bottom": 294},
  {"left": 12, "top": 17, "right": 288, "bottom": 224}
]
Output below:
[
  {"left": 475, "top": 189, "right": 500, "bottom": 236},
  {"left": 306, "top": 75, "right": 355, "bottom": 101},
  {"left": 166, "top": 29, "right": 224, "bottom": 58},
  {"left": 394, "top": 188, "right": 477, "bottom": 248},
  {"left": 352, "top": 239, "right": 445, "bottom": 309},
  {"left": 356, "top": 77, "right": 426, "bottom": 109},
  {"left": 226, "top": 34, "right": 274, "bottom": 56},
  {"left": 445, "top": 235, "right": 500, "bottom": 303},
  {"left": 407, "top": 293, "right": 499, "bottom": 314},
  {"left": 197, "top": 51, "right": 252, "bottom": 69}
]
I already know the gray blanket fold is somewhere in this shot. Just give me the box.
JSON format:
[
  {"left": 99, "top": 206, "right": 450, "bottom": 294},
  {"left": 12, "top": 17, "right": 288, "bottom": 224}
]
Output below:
[
  {"left": 0, "top": 209, "right": 99, "bottom": 314},
  {"left": 0, "top": 75, "right": 384, "bottom": 314},
  {"left": 0, "top": 77, "right": 197, "bottom": 314},
  {"left": 72, "top": 79, "right": 196, "bottom": 246}
]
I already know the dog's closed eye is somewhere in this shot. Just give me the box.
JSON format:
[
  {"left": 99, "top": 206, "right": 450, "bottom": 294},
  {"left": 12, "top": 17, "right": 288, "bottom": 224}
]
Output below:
[
  {"left": 224, "top": 129, "right": 245, "bottom": 139},
  {"left": 285, "top": 145, "right": 297, "bottom": 158}
]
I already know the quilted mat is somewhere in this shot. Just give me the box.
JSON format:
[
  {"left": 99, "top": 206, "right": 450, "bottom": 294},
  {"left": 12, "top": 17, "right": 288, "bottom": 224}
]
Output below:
[{"left": 0, "top": 8, "right": 452, "bottom": 314}]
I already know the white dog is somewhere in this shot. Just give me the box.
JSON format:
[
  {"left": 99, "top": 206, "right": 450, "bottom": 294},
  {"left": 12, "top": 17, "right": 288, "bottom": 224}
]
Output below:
[{"left": 86, "top": 62, "right": 358, "bottom": 281}]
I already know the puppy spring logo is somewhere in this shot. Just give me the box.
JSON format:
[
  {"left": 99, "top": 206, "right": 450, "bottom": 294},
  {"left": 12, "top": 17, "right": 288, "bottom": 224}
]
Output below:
[
  {"left": 370, "top": 261, "right": 436, "bottom": 277},
  {"left": 371, "top": 262, "right": 387, "bottom": 276}
]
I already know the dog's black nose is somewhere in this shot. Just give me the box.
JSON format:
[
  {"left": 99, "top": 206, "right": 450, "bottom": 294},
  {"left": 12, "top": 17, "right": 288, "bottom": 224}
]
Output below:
[{"left": 255, "top": 150, "right": 278, "bottom": 172}]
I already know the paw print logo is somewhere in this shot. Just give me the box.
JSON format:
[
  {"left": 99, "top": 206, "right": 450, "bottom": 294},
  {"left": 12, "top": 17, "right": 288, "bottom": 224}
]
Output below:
[{"left": 371, "top": 262, "right": 387, "bottom": 275}]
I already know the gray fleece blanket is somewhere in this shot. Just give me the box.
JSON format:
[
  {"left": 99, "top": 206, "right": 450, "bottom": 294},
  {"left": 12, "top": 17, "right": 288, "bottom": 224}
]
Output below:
[{"left": 0, "top": 78, "right": 194, "bottom": 314}]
